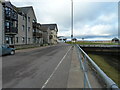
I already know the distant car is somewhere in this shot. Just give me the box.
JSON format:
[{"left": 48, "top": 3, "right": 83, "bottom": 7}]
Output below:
[{"left": 0, "top": 45, "right": 15, "bottom": 56}]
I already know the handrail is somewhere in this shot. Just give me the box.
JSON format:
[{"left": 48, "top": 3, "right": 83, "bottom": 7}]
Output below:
[
  {"left": 76, "top": 44, "right": 119, "bottom": 90},
  {"left": 76, "top": 45, "right": 92, "bottom": 89}
]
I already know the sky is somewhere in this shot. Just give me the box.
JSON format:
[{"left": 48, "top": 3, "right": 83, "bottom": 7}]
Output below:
[{"left": 9, "top": 0, "right": 119, "bottom": 41}]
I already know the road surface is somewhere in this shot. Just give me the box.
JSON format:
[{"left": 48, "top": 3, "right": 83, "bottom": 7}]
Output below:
[
  {"left": 2, "top": 43, "right": 102, "bottom": 88},
  {"left": 3, "top": 43, "right": 73, "bottom": 88}
]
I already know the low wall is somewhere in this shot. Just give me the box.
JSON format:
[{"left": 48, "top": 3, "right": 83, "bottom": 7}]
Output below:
[{"left": 14, "top": 44, "right": 43, "bottom": 50}]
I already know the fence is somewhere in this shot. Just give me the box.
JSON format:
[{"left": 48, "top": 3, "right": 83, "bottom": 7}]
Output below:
[{"left": 76, "top": 44, "right": 119, "bottom": 90}]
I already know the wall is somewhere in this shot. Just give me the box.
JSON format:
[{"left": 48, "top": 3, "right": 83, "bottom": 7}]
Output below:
[
  {"left": 0, "top": 3, "right": 4, "bottom": 45},
  {"left": 27, "top": 8, "right": 36, "bottom": 44},
  {"left": 15, "top": 14, "right": 26, "bottom": 45},
  {"left": 50, "top": 29, "right": 57, "bottom": 44}
]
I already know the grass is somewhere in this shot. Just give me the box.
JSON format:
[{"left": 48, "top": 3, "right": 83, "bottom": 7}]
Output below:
[
  {"left": 66, "top": 41, "right": 119, "bottom": 45},
  {"left": 88, "top": 54, "right": 120, "bottom": 87}
]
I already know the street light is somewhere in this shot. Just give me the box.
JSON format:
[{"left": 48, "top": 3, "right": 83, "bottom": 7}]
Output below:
[{"left": 71, "top": 0, "right": 73, "bottom": 42}]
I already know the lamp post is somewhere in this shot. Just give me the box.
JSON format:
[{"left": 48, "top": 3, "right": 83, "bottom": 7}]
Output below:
[{"left": 71, "top": 0, "right": 73, "bottom": 42}]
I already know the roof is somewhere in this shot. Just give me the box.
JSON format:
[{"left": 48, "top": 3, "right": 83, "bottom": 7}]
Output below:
[
  {"left": 17, "top": 6, "right": 37, "bottom": 20},
  {"left": 41, "top": 24, "right": 58, "bottom": 32},
  {"left": 112, "top": 37, "right": 119, "bottom": 41},
  {"left": 18, "top": 6, "right": 32, "bottom": 14},
  {"left": 2, "top": 1, "right": 14, "bottom": 10}
]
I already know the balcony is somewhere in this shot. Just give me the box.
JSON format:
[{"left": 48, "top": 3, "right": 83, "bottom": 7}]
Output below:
[
  {"left": 5, "top": 27, "right": 18, "bottom": 35},
  {"left": 33, "top": 22, "right": 37, "bottom": 28},
  {"left": 11, "top": 13, "right": 18, "bottom": 21},
  {"left": 5, "top": 11, "right": 18, "bottom": 21},
  {"left": 33, "top": 32, "right": 42, "bottom": 38},
  {"left": 5, "top": 14, "right": 11, "bottom": 20}
]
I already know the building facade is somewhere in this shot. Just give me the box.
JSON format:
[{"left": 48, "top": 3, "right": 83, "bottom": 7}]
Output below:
[
  {"left": 40, "top": 25, "right": 50, "bottom": 44},
  {"left": 41, "top": 24, "right": 58, "bottom": 44},
  {"left": 33, "top": 23, "right": 43, "bottom": 45},
  {"left": 0, "top": 1, "right": 4, "bottom": 45},
  {"left": 2, "top": 1, "right": 18, "bottom": 45},
  {"left": 1, "top": 1, "right": 58, "bottom": 46},
  {"left": 15, "top": 6, "right": 39, "bottom": 45}
]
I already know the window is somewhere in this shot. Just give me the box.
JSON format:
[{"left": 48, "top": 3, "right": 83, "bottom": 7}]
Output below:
[
  {"left": 22, "top": 25, "right": 24, "bottom": 31},
  {"left": 22, "top": 37, "right": 25, "bottom": 43},
  {"left": 12, "top": 21, "right": 17, "bottom": 28},
  {"left": 5, "top": 37, "right": 9, "bottom": 44},
  {"left": 5, "top": 7, "right": 10, "bottom": 16},
  {"left": 33, "top": 29, "right": 35, "bottom": 32},
  {"left": 28, "top": 27, "right": 30, "bottom": 31},
  {"left": 33, "top": 19, "right": 36, "bottom": 23},
  {"left": 28, "top": 17, "right": 30, "bottom": 22},
  {"left": 5, "top": 21, "right": 10, "bottom": 29},
  {"left": 16, "top": 37, "right": 18, "bottom": 43},
  {"left": 28, "top": 38, "right": 30, "bottom": 43}
]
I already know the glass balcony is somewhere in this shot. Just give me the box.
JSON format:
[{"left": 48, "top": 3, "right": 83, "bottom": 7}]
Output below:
[{"left": 5, "top": 27, "right": 18, "bottom": 35}]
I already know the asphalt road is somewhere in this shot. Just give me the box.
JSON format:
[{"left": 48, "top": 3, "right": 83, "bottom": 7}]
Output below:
[{"left": 2, "top": 43, "right": 72, "bottom": 88}]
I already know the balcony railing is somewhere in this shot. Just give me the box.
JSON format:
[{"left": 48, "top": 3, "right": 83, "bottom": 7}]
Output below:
[
  {"left": 11, "top": 14, "right": 18, "bottom": 20},
  {"left": 33, "top": 32, "right": 42, "bottom": 38},
  {"left": 5, "top": 11, "right": 18, "bottom": 21},
  {"left": 33, "top": 22, "right": 37, "bottom": 28},
  {"left": 5, "top": 27, "right": 18, "bottom": 34}
]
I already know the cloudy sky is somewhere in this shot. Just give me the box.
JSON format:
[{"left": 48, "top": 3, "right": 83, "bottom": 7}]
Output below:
[{"left": 10, "top": 0, "right": 119, "bottom": 41}]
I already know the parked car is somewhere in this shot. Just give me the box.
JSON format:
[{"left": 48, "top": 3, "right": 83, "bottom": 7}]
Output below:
[{"left": 0, "top": 45, "right": 15, "bottom": 56}]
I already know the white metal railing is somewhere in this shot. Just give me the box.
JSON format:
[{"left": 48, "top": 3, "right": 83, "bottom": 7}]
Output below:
[{"left": 76, "top": 44, "right": 119, "bottom": 90}]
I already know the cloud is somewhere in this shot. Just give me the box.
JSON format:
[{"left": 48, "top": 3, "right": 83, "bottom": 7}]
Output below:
[{"left": 10, "top": 0, "right": 118, "bottom": 40}]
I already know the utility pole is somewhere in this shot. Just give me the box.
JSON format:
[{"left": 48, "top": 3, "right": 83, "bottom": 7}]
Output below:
[{"left": 71, "top": 0, "right": 73, "bottom": 42}]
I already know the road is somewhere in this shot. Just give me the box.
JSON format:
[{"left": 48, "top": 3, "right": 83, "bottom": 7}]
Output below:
[{"left": 2, "top": 43, "right": 73, "bottom": 88}]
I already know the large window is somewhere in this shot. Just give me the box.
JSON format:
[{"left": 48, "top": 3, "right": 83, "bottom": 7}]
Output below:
[
  {"left": 33, "top": 29, "right": 35, "bottom": 32},
  {"left": 5, "top": 37, "right": 9, "bottom": 44},
  {"left": 5, "top": 21, "right": 10, "bottom": 29},
  {"left": 5, "top": 7, "right": 11, "bottom": 16},
  {"left": 12, "top": 21, "right": 17, "bottom": 28}
]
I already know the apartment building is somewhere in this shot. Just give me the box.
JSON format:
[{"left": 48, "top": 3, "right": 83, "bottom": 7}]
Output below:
[
  {"left": 15, "top": 6, "right": 38, "bottom": 45},
  {"left": 2, "top": 1, "right": 18, "bottom": 45},
  {"left": 49, "top": 24, "right": 58, "bottom": 44},
  {"left": 41, "top": 24, "right": 58, "bottom": 44},
  {"left": 33, "top": 23, "right": 43, "bottom": 45},
  {"left": 0, "top": 1, "right": 4, "bottom": 45},
  {"left": 1, "top": 1, "right": 58, "bottom": 46},
  {"left": 40, "top": 25, "right": 51, "bottom": 44}
]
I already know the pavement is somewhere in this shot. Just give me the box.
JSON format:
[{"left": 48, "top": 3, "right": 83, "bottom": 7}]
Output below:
[{"left": 2, "top": 43, "right": 102, "bottom": 88}]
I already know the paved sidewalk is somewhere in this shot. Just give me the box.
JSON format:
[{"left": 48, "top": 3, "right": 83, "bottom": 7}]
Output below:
[{"left": 67, "top": 46, "right": 102, "bottom": 88}]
